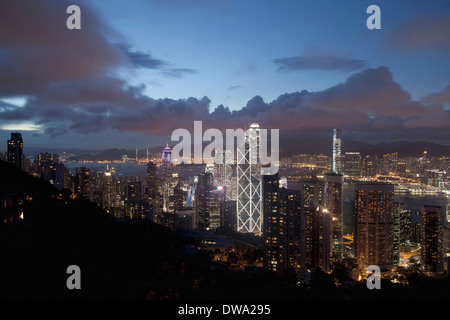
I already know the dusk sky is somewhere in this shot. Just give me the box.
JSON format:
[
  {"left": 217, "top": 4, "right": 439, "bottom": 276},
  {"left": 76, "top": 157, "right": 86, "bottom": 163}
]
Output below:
[{"left": 0, "top": 0, "right": 450, "bottom": 152}]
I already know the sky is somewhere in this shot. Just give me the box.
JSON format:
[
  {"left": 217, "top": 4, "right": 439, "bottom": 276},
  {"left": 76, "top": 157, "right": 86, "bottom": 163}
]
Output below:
[{"left": 0, "top": 0, "right": 450, "bottom": 152}]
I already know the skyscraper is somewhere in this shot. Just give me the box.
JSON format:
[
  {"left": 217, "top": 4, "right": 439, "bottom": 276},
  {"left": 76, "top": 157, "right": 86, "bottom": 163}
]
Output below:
[
  {"left": 332, "top": 128, "right": 342, "bottom": 174},
  {"left": 354, "top": 182, "right": 395, "bottom": 275},
  {"left": 214, "top": 149, "right": 233, "bottom": 201},
  {"left": 7, "top": 132, "right": 23, "bottom": 170},
  {"left": 195, "top": 172, "right": 225, "bottom": 230},
  {"left": 421, "top": 205, "right": 444, "bottom": 275},
  {"left": 323, "top": 172, "right": 344, "bottom": 264},
  {"left": 262, "top": 173, "right": 304, "bottom": 275},
  {"left": 237, "top": 123, "right": 262, "bottom": 235},
  {"left": 161, "top": 145, "right": 176, "bottom": 213},
  {"left": 262, "top": 173, "right": 283, "bottom": 272},
  {"left": 343, "top": 152, "right": 362, "bottom": 177}
]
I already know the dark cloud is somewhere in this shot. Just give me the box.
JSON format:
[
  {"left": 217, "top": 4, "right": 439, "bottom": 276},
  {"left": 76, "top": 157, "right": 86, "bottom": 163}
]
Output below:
[
  {"left": 118, "top": 44, "right": 168, "bottom": 70},
  {"left": 386, "top": 12, "right": 450, "bottom": 52},
  {"left": 160, "top": 68, "right": 197, "bottom": 79},
  {"left": 273, "top": 53, "right": 367, "bottom": 73},
  {"left": 0, "top": 0, "right": 449, "bottom": 146},
  {"left": 119, "top": 43, "right": 197, "bottom": 77},
  {"left": 228, "top": 85, "right": 243, "bottom": 91}
]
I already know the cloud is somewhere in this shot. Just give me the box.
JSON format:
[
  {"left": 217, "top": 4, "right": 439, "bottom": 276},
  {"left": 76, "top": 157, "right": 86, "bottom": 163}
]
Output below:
[
  {"left": 273, "top": 53, "right": 367, "bottom": 73},
  {"left": 386, "top": 12, "right": 450, "bottom": 52},
  {"left": 228, "top": 85, "right": 243, "bottom": 91},
  {"left": 119, "top": 44, "right": 197, "bottom": 78},
  {"left": 422, "top": 85, "right": 450, "bottom": 104},
  {"left": 0, "top": 0, "right": 448, "bottom": 146}
]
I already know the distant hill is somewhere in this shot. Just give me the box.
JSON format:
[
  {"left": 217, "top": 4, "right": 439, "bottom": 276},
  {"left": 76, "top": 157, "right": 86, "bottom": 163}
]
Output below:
[{"left": 280, "top": 138, "right": 450, "bottom": 157}]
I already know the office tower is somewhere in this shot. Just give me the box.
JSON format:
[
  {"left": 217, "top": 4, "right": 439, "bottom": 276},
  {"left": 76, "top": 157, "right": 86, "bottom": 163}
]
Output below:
[
  {"left": 7, "top": 132, "right": 23, "bottom": 170},
  {"left": 195, "top": 172, "right": 225, "bottom": 230},
  {"left": 399, "top": 205, "right": 412, "bottom": 244},
  {"left": 421, "top": 205, "right": 444, "bottom": 275},
  {"left": 262, "top": 173, "right": 284, "bottom": 272},
  {"left": 237, "top": 123, "right": 262, "bottom": 235},
  {"left": 382, "top": 153, "right": 398, "bottom": 174},
  {"left": 354, "top": 182, "right": 395, "bottom": 275},
  {"left": 393, "top": 202, "right": 401, "bottom": 265},
  {"left": 146, "top": 161, "right": 160, "bottom": 220},
  {"left": 220, "top": 200, "right": 237, "bottom": 231},
  {"left": 300, "top": 177, "right": 323, "bottom": 268},
  {"left": 162, "top": 145, "right": 172, "bottom": 178},
  {"left": 54, "top": 163, "right": 69, "bottom": 190},
  {"left": 332, "top": 128, "right": 342, "bottom": 174},
  {"left": 311, "top": 206, "right": 332, "bottom": 273},
  {"left": 161, "top": 145, "right": 176, "bottom": 213},
  {"left": 262, "top": 173, "right": 304, "bottom": 276},
  {"left": 362, "top": 155, "right": 378, "bottom": 177},
  {"left": 214, "top": 149, "right": 233, "bottom": 201},
  {"left": 73, "top": 166, "right": 91, "bottom": 199},
  {"left": 324, "top": 172, "right": 344, "bottom": 264},
  {"left": 343, "top": 152, "right": 362, "bottom": 177}
]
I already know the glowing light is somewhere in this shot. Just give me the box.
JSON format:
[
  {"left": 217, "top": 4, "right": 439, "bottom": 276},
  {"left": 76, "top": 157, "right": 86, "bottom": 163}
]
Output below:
[{"left": 0, "top": 121, "right": 43, "bottom": 131}]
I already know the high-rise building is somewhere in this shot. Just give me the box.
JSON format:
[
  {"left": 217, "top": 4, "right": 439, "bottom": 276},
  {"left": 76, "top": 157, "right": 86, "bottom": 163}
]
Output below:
[
  {"left": 7, "top": 132, "right": 23, "bottom": 170},
  {"left": 354, "top": 182, "right": 395, "bottom": 275},
  {"left": 362, "top": 155, "right": 378, "bottom": 177},
  {"left": 421, "top": 205, "right": 444, "bottom": 275},
  {"left": 262, "top": 173, "right": 285, "bottom": 272},
  {"left": 237, "top": 123, "right": 262, "bottom": 235},
  {"left": 161, "top": 145, "right": 176, "bottom": 213},
  {"left": 262, "top": 173, "right": 304, "bottom": 276},
  {"left": 323, "top": 172, "right": 344, "bottom": 264},
  {"left": 146, "top": 161, "right": 160, "bottom": 220},
  {"left": 220, "top": 200, "right": 237, "bottom": 230},
  {"left": 195, "top": 172, "right": 225, "bottom": 230},
  {"left": 214, "top": 149, "right": 233, "bottom": 201},
  {"left": 332, "top": 128, "right": 342, "bottom": 174},
  {"left": 300, "top": 177, "right": 323, "bottom": 269},
  {"left": 311, "top": 206, "right": 332, "bottom": 273},
  {"left": 343, "top": 152, "right": 361, "bottom": 177}
]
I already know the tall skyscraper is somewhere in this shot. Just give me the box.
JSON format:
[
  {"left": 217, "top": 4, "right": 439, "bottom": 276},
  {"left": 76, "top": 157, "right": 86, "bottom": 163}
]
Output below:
[
  {"left": 332, "top": 128, "right": 342, "bottom": 174},
  {"left": 161, "top": 145, "right": 176, "bottom": 213},
  {"left": 354, "top": 182, "right": 395, "bottom": 275},
  {"left": 323, "top": 172, "right": 344, "bottom": 264},
  {"left": 300, "top": 177, "right": 323, "bottom": 269},
  {"left": 311, "top": 206, "right": 332, "bottom": 274},
  {"left": 237, "top": 123, "right": 262, "bottom": 235},
  {"left": 214, "top": 149, "right": 233, "bottom": 201},
  {"left": 262, "top": 173, "right": 304, "bottom": 275},
  {"left": 343, "top": 152, "right": 362, "bottom": 177},
  {"left": 7, "top": 132, "right": 23, "bottom": 170},
  {"left": 421, "top": 205, "right": 444, "bottom": 275},
  {"left": 195, "top": 172, "right": 225, "bottom": 230}
]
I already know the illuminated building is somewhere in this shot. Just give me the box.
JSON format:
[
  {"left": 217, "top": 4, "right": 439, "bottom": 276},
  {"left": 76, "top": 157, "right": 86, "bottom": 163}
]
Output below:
[
  {"left": 237, "top": 123, "right": 262, "bottom": 234},
  {"left": 220, "top": 200, "right": 237, "bottom": 231},
  {"left": 214, "top": 149, "right": 233, "bottom": 201},
  {"left": 161, "top": 145, "right": 177, "bottom": 213},
  {"left": 262, "top": 173, "right": 304, "bottom": 276},
  {"left": 300, "top": 177, "right": 323, "bottom": 268},
  {"left": 421, "top": 205, "right": 444, "bottom": 275},
  {"left": 324, "top": 172, "right": 344, "bottom": 264},
  {"left": 343, "top": 152, "right": 362, "bottom": 177},
  {"left": 195, "top": 172, "right": 225, "bottom": 230},
  {"left": 332, "top": 128, "right": 341, "bottom": 174},
  {"left": 354, "top": 182, "right": 395, "bottom": 274},
  {"left": 7, "top": 132, "right": 23, "bottom": 170}
]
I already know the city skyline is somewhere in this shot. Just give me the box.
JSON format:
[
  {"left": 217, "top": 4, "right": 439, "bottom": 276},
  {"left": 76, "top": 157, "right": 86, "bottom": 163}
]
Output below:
[
  {"left": 1, "top": 0, "right": 450, "bottom": 302},
  {"left": 0, "top": 0, "right": 449, "bottom": 151}
]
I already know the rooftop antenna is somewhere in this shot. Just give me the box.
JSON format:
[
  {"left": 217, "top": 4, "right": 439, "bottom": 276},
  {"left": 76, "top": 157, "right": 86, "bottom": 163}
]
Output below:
[{"left": 146, "top": 149, "right": 149, "bottom": 163}]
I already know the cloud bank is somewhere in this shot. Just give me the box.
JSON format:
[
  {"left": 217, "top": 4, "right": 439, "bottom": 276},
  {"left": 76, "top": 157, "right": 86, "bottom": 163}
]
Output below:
[{"left": 0, "top": 0, "right": 449, "bottom": 146}]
